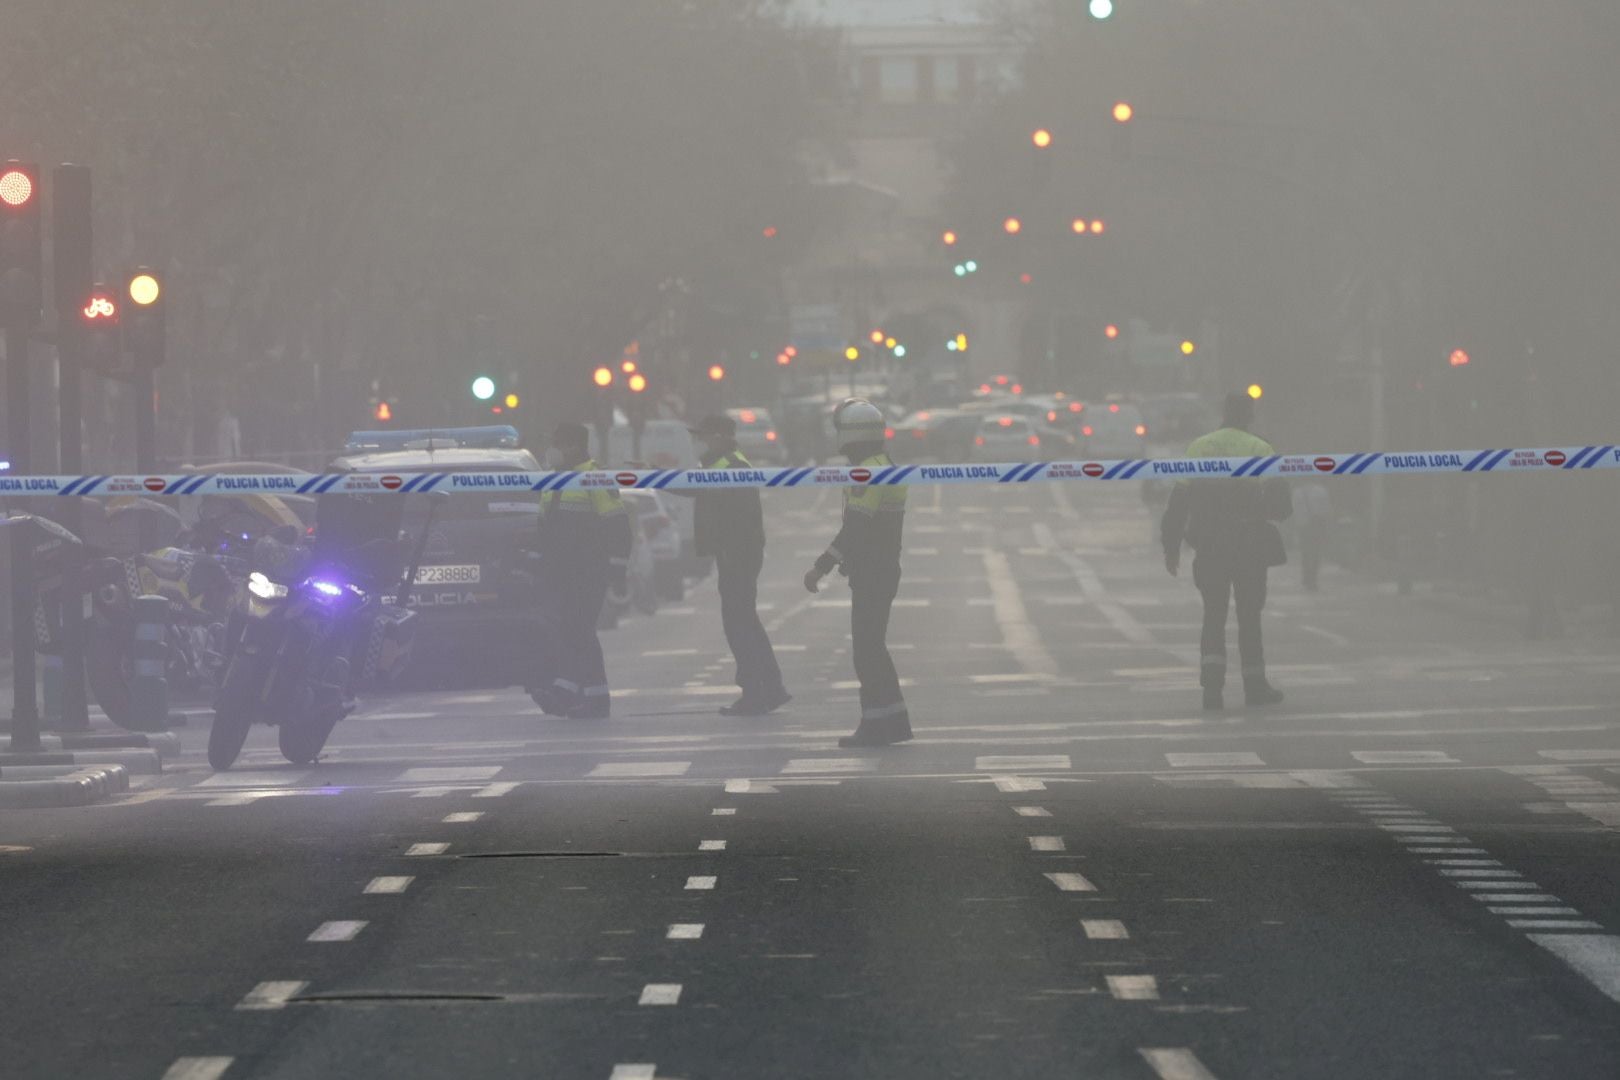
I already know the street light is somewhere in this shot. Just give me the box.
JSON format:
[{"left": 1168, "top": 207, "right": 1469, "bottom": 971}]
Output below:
[
  {"left": 1072, "top": 218, "right": 1089, "bottom": 234},
  {"left": 708, "top": 364, "right": 726, "bottom": 381},
  {"left": 1247, "top": 384, "right": 1264, "bottom": 400},
  {"left": 870, "top": 329, "right": 885, "bottom": 345},
  {"left": 628, "top": 373, "right": 648, "bottom": 392},
  {"left": 1112, "top": 101, "right": 1134, "bottom": 123},
  {"left": 471, "top": 375, "right": 496, "bottom": 400},
  {"left": 1003, "top": 216, "right": 1022, "bottom": 235},
  {"left": 1449, "top": 348, "right": 1471, "bottom": 368},
  {"left": 1104, "top": 324, "right": 1120, "bottom": 340},
  {"left": 1031, "top": 128, "right": 1053, "bottom": 149},
  {"left": 504, "top": 393, "right": 521, "bottom": 409},
  {"left": 1089, "top": 219, "right": 1106, "bottom": 234},
  {"left": 942, "top": 230, "right": 958, "bottom": 246},
  {"left": 621, "top": 358, "right": 637, "bottom": 374},
  {"left": 592, "top": 367, "right": 613, "bottom": 388},
  {"left": 1180, "top": 340, "right": 1196, "bottom": 356},
  {"left": 844, "top": 346, "right": 860, "bottom": 362},
  {"left": 1089, "top": 0, "right": 1114, "bottom": 20}
]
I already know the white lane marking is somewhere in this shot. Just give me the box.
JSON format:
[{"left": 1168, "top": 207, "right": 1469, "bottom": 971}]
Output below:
[
  {"left": 976, "top": 755, "right": 1071, "bottom": 771},
  {"left": 699, "top": 840, "right": 727, "bottom": 851},
  {"left": 1139, "top": 1048, "right": 1219, "bottom": 1080},
  {"left": 774, "top": 644, "right": 809, "bottom": 652},
  {"left": 643, "top": 648, "right": 700, "bottom": 657},
  {"left": 1424, "top": 859, "right": 1501, "bottom": 867},
  {"left": 780, "top": 758, "right": 876, "bottom": 775},
  {"left": 995, "top": 777, "right": 1047, "bottom": 793},
  {"left": 638, "top": 983, "right": 682, "bottom": 1006},
  {"left": 830, "top": 679, "right": 917, "bottom": 690},
  {"left": 1033, "top": 522, "right": 1157, "bottom": 646},
  {"left": 308, "top": 920, "right": 367, "bottom": 942},
  {"left": 395, "top": 766, "right": 503, "bottom": 782},
  {"left": 1490, "top": 906, "right": 1582, "bottom": 916},
  {"left": 907, "top": 547, "right": 940, "bottom": 555},
  {"left": 1290, "top": 771, "right": 1370, "bottom": 789},
  {"left": 405, "top": 842, "right": 449, "bottom": 856},
  {"left": 610, "top": 1066, "right": 657, "bottom": 1080},
  {"left": 588, "top": 762, "right": 691, "bottom": 778},
  {"left": 983, "top": 548, "right": 1058, "bottom": 678},
  {"left": 195, "top": 771, "right": 306, "bottom": 788},
  {"left": 1108, "top": 975, "right": 1160, "bottom": 1001},
  {"left": 668, "top": 924, "right": 705, "bottom": 940},
  {"left": 473, "top": 782, "right": 519, "bottom": 799},
  {"left": 1475, "top": 894, "right": 1562, "bottom": 903},
  {"left": 364, "top": 876, "right": 414, "bottom": 895},
  {"left": 443, "top": 812, "right": 484, "bottom": 824},
  {"left": 711, "top": 808, "right": 737, "bottom": 816},
  {"left": 1045, "top": 872, "right": 1097, "bottom": 892},
  {"left": 1564, "top": 802, "right": 1620, "bottom": 828},
  {"left": 1538, "top": 749, "right": 1620, "bottom": 761},
  {"left": 162, "top": 1058, "right": 235, "bottom": 1080},
  {"left": 1165, "top": 752, "right": 1265, "bottom": 768},
  {"left": 1300, "top": 623, "right": 1351, "bottom": 647},
  {"left": 1510, "top": 919, "right": 1602, "bottom": 929},
  {"left": 969, "top": 673, "right": 1055, "bottom": 685},
  {"left": 724, "top": 779, "right": 778, "bottom": 794},
  {"left": 1083, "top": 919, "right": 1129, "bottom": 940},
  {"left": 1439, "top": 869, "right": 1522, "bottom": 878},
  {"left": 1351, "top": 750, "right": 1458, "bottom": 765},
  {"left": 685, "top": 876, "right": 717, "bottom": 891},
  {"left": 1456, "top": 880, "right": 1542, "bottom": 890},
  {"left": 1014, "top": 806, "right": 1053, "bottom": 818},
  {"left": 410, "top": 787, "right": 455, "bottom": 799},
  {"left": 1410, "top": 847, "right": 1487, "bottom": 855},
  {"left": 236, "top": 980, "right": 308, "bottom": 1011},
  {"left": 205, "top": 794, "right": 280, "bottom": 807},
  {"left": 1028, "top": 836, "right": 1067, "bottom": 852},
  {"left": 1528, "top": 934, "right": 1620, "bottom": 1004},
  {"left": 1382, "top": 824, "right": 1456, "bottom": 833}
]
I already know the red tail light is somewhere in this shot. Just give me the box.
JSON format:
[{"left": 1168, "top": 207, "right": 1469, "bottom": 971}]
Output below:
[
  {"left": 1068, "top": 402, "right": 1083, "bottom": 413},
  {"left": 1135, "top": 424, "right": 1147, "bottom": 436},
  {"left": 1082, "top": 425, "right": 1094, "bottom": 436},
  {"left": 1109, "top": 403, "right": 1120, "bottom": 413},
  {"left": 974, "top": 436, "right": 986, "bottom": 446},
  {"left": 1028, "top": 435, "right": 1041, "bottom": 446},
  {"left": 885, "top": 427, "right": 895, "bottom": 440},
  {"left": 1047, "top": 410, "right": 1058, "bottom": 422},
  {"left": 998, "top": 416, "right": 1013, "bottom": 427},
  {"left": 765, "top": 430, "right": 777, "bottom": 441}
]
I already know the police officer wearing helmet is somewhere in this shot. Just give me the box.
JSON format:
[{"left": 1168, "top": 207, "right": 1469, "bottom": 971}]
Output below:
[
  {"left": 529, "top": 421, "right": 633, "bottom": 720},
  {"left": 804, "top": 398, "right": 911, "bottom": 747},
  {"left": 1160, "top": 392, "right": 1291, "bottom": 711},
  {"left": 686, "top": 413, "right": 790, "bottom": 717}
]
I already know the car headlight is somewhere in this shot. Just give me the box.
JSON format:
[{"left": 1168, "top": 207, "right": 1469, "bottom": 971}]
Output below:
[{"left": 248, "top": 572, "right": 288, "bottom": 600}]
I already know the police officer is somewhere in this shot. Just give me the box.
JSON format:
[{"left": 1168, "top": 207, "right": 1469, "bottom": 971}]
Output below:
[
  {"left": 803, "top": 398, "right": 911, "bottom": 747},
  {"left": 529, "top": 422, "right": 632, "bottom": 720},
  {"left": 686, "top": 414, "right": 791, "bottom": 716},
  {"left": 1161, "top": 392, "right": 1291, "bottom": 711}
]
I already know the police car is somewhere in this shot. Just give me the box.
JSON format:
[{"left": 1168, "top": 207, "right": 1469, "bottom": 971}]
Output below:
[{"left": 329, "top": 426, "right": 544, "bottom": 684}]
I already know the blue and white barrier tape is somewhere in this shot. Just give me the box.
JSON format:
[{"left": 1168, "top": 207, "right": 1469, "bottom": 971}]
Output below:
[{"left": 0, "top": 446, "right": 1613, "bottom": 497}]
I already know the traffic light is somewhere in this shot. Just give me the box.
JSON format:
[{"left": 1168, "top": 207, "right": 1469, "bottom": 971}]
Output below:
[
  {"left": 1003, "top": 217, "right": 1022, "bottom": 235},
  {"left": 80, "top": 284, "right": 122, "bottom": 373},
  {"left": 1247, "top": 384, "right": 1264, "bottom": 400},
  {"left": 472, "top": 374, "right": 497, "bottom": 399},
  {"left": 1112, "top": 101, "right": 1134, "bottom": 123},
  {"left": 123, "top": 267, "right": 165, "bottom": 368},
  {"left": 374, "top": 400, "right": 394, "bottom": 423},
  {"left": 1104, "top": 324, "right": 1120, "bottom": 340},
  {"left": 0, "top": 161, "right": 43, "bottom": 321},
  {"left": 1449, "top": 348, "right": 1471, "bottom": 368},
  {"left": 1180, "top": 339, "right": 1196, "bottom": 356},
  {"left": 592, "top": 367, "right": 613, "bottom": 388},
  {"left": 628, "top": 373, "right": 648, "bottom": 393},
  {"left": 1031, "top": 129, "right": 1053, "bottom": 149},
  {"left": 504, "top": 393, "right": 520, "bottom": 409},
  {"left": 844, "top": 346, "right": 859, "bottom": 362},
  {"left": 942, "top": 230, "right": 958, "bottom": 246},
  {"left": 708, "top": 363, "right": 726, "bottom": 381},
  {"left": 869, "top": 329, "right": 885, "bottom": 345}
]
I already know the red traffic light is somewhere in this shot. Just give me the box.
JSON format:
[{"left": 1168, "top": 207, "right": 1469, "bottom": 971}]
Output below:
[
  {"left": 81, "top": 292, "right": 119, "bottom": 322},
  {"left": 0, "top": 167, "right": 35, "bottom": 208},
  {"left": 762, "top": 225, "right": 777, "bottom": 239},
  {"left": 374, "top": 401, "right": 393, "bottom": 422},
  {"left": 1449, "top": 348, "right": 1471, "bottom": 368},
  {"left": 1104, "top": 324, "right": 1120, "bottom": 340}
]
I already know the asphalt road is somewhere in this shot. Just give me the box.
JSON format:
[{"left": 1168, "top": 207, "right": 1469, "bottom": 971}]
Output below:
[{"left": 4, "top": 481, "right": 1620, "bottom": 1079}]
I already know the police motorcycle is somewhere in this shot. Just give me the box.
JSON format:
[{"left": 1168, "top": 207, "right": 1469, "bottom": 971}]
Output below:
[{"left": 206, "top": 491, "right": 442, "bottom": 771}]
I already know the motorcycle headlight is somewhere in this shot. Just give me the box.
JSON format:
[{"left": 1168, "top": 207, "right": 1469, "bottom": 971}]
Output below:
[{"left": 248, "top": 572, "right": 288, "bottom": 600}]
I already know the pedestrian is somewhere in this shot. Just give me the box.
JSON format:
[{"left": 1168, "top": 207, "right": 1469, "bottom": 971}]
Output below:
[
  {"left": 685, "top": 414, "right": 790, "bottom": 716},
  {"left": 803, "top": 398, "right": 911, "bottom": 747},
  {"left": 528, "top": 422, "right": 632, "bottom": 720},
  {"left": 1161, "top": 391, "right": 1292, "bottom": 711},
  {"left": 1292, "top": 477, "right": 1332, "bottom": 591}
]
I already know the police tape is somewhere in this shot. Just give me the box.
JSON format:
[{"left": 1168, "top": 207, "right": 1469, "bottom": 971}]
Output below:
[{"left": 0, "top": 446, "right": 1614, "bottom": 497}]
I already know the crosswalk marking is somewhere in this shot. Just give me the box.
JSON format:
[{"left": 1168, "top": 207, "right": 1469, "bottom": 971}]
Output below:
[
  {"left": 781, "top": 758, "right": 876, "bottom": 775},
  {"left": 394, "top": 766, "right": 503, "bottom": 782},
  {"left": 588, "top": 762, "right": 692, "bottom": 778},
  {"left": 976, "top": 755, "right": 1071, "bottom": 771},
  {"left": 1350, "top": 751, "right": 1458, "bottom": 765},
  {"left": 1165, "top": 752, "right": 1265, "bottom": 768},
  {"left": 1045, "top": 872, "right": 1096, "bottom": 892}
]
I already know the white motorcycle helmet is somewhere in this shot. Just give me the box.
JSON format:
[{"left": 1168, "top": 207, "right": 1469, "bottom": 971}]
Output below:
[{"left": 832, "top": 397, "right": 886, "bottom": 454}]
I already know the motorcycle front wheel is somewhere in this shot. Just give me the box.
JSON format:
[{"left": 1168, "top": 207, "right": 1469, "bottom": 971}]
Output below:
[
  {"left": 278, "top": 705, "right": 340, "bottom": 766},
  {"left": 208, "top": 656, "right": 263, "bottom": 770}
]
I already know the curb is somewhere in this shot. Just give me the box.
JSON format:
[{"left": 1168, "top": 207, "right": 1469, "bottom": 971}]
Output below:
[
  {"left": 38, "top": 731, "right": 183, "bottom": 760},
  {"left": 0, "top": 748, "right": 162, "bottom": 774},
  {"left": 0, "top": 764, "right": 129, "bottom": 808}
]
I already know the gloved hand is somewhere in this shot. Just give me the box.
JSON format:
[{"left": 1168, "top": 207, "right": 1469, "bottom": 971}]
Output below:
[
  {"left": 803, "top": 567, "right": 824, "bottom": 594},
  {"left": 1164, "top": 550, "right": 1180, "bottom": 577}
]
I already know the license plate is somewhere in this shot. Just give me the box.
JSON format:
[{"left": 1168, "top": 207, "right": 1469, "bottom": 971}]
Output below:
[{"left": 414, "top": 564, "right": 481, "bottom": 585}]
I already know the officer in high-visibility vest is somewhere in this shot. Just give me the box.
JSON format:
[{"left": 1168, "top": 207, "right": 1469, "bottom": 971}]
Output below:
[
  {"left": 1161, "top": 392, "right": 1291, "bottom": 711},
  {"left": 686, "top": 413, "right": 790, "bottom": 716},
  {"left": 804, "top": 398, "right": 911, "bottom": 747},
  {"left": 529, "top": 422, "right": 632, "bottom": 719}
]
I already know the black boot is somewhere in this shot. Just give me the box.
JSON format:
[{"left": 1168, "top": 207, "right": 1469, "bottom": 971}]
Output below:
[
  {"left": 720, "top": 689, "right": 792, "bottom": 717},
  {"left": 838, "top": 710, "right": 912, "bottom": 748},
  {"left": 1202, "top": 687, "right": 1224, "bottom": 712}
]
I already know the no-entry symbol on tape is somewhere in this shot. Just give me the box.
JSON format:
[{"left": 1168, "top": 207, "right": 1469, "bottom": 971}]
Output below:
[
  {"left": 380, "top": 475, "right": 403, "bottom": 490},
  {"left": 850, "top": 467, "right": 872, "bottom": 484},
  {"left": 143, "top": 477, "right": 165, "bottom": 493},
  {"left": 1545, "top": 450, "right": 1567, "bottom": 467},
  {"left": 1314, "top": 457, "right": 1336, "bottom": 473},
  {"left": 1082, "top": 463, "right": 1105, "bottom": 478},
  {"left": 616, "top": 472, "right": 638, "bottom": 486}
]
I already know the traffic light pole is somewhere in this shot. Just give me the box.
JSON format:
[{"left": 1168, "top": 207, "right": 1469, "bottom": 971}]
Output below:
[
  {"left": 54, "top": 318, "right": 90, "bottom": 732},
  {"left": 5, "top": 318, "right": 41, "bottom": 750},
  {"left": 134, "top": 367, "right": 157, "bottom": 473}
]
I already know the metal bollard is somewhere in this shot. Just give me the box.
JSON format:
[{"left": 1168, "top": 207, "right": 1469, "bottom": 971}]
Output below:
[{"left": 128, "top": 595, "right": 170, "bottom": 733}]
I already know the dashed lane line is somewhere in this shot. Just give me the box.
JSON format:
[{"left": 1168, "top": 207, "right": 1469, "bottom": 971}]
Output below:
[
  {"left": 668, "top": 924, "right": 705, "bottom": 940},
  {"left": 638, "top": 984, "right": 682, "bottom": 1006},
  {"left": 394, "top": 766, "right": 503, "bottom": 783},
  {"left": 307, "top": 920, "right": 367, "bottom": 942},
  {"left": 1028, "top": 836, "right": 1067, "bottom": 852},
  {"left": 698, "top": 840, "right": 727, "bottom": 851},
  {"left": 162, "top": 1058, "right": 235, "bottom": 1080},
  {"left": 473, "top": 782, "right": 519, "bottom": 799},
  {"left": 443, "top": 812, "right": 484, "bottom": 823},
  {"left": 364, "top": 876, "right": 414, "bottom": 895},
  {"left": 1044, "top": 872, "right": 1097, "bottom": 893},
  {"left": 1107, "top": 975, "right": 1160, "bottom": 1001},
  {"left": 685, "top": 876, "right": 717, "bottom": 891},
  {"left": 587, "top": 762, "right": 692, "bottom": 779},
  {"left": 983, "top": 548, "right": 1058, "bottom": 678},
  {"left": 1014, "top": 806, "right": 1053, "bottom": 818},
  {"left": 1165, "top": 752, "right": 1265, "bottom": 768},
  {"left": 1082, "top": 919, "right": 1130, "bottom": 940},
  {"left": 1139, "top": 1048, "right": 1220, "bottom": 1080},
  {"left": 235, "top": 981, "right": 308, "bottom": 1011},
  {"left": 405, "top": 842, "right": 449, "bottom": 856},
  {"left": 609, "top": 1066, "right": 657, "bottom": 1080}
]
